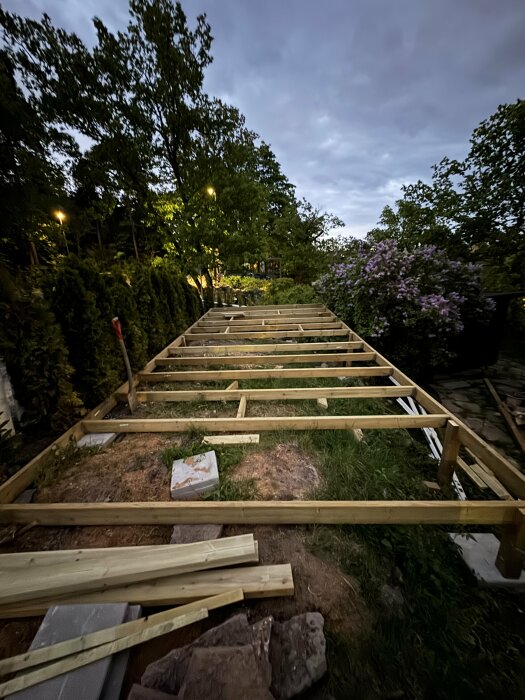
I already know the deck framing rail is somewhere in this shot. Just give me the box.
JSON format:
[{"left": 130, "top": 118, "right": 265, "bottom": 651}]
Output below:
[{"left": 2, "top": 303, "right": 524, "bottom": 579}]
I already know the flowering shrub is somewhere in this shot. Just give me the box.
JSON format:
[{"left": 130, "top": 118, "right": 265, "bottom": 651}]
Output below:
[{"left": 316, "top": 240, "right": 495, "bottom": 376}]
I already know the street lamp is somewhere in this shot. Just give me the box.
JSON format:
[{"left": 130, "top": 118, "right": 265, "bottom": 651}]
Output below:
[
  {"left": 206, "top": 186, "right": 216, "bottom": 198},
  {"left": 54, "top": 209, "right": 69, "bottom": 254}
]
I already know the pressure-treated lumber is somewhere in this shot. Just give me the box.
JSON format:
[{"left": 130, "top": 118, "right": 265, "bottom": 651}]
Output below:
[
  {"left": 169, "top": 341, "right": 363, "bottom": 355},
  {"left": 195, "top": 322, "right": 344, "bottom": 332},
  {"left": 0, "top": 607, "right": 208, "bottom": 697},
  {"left": 82, "top": 414, "right": 448, "bottom": 434},
  {"left": 0, "top": 564, "right": 292, "bottom": 618},
  {"left": 0, "top": 590, "right": 244, "bottom": 675},
  {"left": 203, "top": 434, "right": 260, "bottom": 446},
  {"left": 115, "top": 385, "right": 415, "bottom": 403},
  {"left": 456, "top": 457, "right": 488, "bottom": 490},
  {"left": 197, "top": 316, "right": 338, "bottom": 326},
  {"left": 185, "top": 329, "right": 348, "bottom": 340},
  {"left": 140, "top": 366, "right": 392, "bottom": 382},
  {"left": 437, "top": 420, "right": 460, "bottom": 488},
  {"left": 484, "top": 378, "right": 525, "bottom": 454},
  {"left": 156, "top": 351, "right": 376, "bottom": 367},
  {"left": 236, "top": 396, "right": 247, "bottom": 419},
  {"left": 464, "top": 448, "right": 513, "bottom": 500},
  {"left": 2, "top": 500, "right": 524, "bottom": 526},
  {"left": 495, "top": 508, "right": 525, "bottom": 578},
  {"left": 0, "top": 534, "right": 257, "bottom": 606}
]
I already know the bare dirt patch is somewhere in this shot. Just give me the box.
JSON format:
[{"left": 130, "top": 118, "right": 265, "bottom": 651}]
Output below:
[
  {"left": 247, "top": 402, "right": 298, "bottom": 417},
  {"left": 231, "top": 443, "right": 320, "bottom": 499},
  {"left": 226, "top": 525, "right": 367, "bottom": 638}
]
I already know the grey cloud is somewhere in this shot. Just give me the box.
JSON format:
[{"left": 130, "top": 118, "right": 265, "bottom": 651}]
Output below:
[{"left": 5, "top": 0, "right": 525, "bottom": 237}]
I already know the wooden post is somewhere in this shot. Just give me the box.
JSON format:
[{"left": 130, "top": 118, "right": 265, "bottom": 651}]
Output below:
[
  {"left": 438, "top": 420, "right": 460, "bottom": 488},
  {"left": 496, "top": 508, "right": 525, "bottom": 579}
]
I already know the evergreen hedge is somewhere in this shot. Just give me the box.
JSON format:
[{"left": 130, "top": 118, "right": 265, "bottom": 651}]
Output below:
[{"left": 0, "top": 257, "right": 202, "bottom": 428}]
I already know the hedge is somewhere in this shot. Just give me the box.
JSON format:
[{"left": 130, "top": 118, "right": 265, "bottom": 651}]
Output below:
[{"left": 0, "top": 257, "right": 202, "bottom": 428}]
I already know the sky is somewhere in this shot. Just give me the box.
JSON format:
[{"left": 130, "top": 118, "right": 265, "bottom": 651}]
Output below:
[{"left": 4, "top": 0, "right": 525, "bottom": 238}]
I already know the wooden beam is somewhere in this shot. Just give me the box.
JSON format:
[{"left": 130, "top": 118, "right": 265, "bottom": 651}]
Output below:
[
  {"left": 156, "top": 352, "right": 377, "bottom": 367},
  {"left": 185, "top": 329, "right": 349, "bottom": 340},
  {"left": 0, "top": 608, "right": 208, "bottom": 697},
  {"left": 195, "top": 322, "right": 343, "bottom": 332},
  {"left": 140, "top": 366, "right": 392, "bottom": 382},
  {"left": 82, "top": 414, "right": 448, "bottom": 434},
  {"left": 456, "top": 457, "right": 488, "bottom": 490},
  {"left": 438, "top": 420, "right": 460, "bottom": 488},
  {"left": 116, "top": 386, "right": 415, "bottom": 403},
  {"left": 237, "top": 396, "right": 247, "bottom": 419},
  {"left": 170, "top": 341, "right": 363, "bottom": 355},
  {"left": 226, "top": 380, "right": 238, "bottom": 390},
  {"left": 198, "top": 316, "right": 338, "bottom": 326},
  {"left": 484, "top": 378, "right": 525, "bottom": 454},
  {"left": 203, "top": 434, "right": 260, "bottom": 445},
  {"left": 1, "top": 500, "right": 524, "bottom": 526},
  {"left": 0, "top": 590, "right": 243, "bottom": 674},
  {"left": 0, "top": 564, "right": 289, "bottom": 618},
  {"left": 0, "top": 534, "right": 257, "bottom": 606},
  {"left": 208, "top": 303, "right": 324, "bottom": 311},
  {"left": 496, "top": 508, "right": 525, "bottom": 578}
]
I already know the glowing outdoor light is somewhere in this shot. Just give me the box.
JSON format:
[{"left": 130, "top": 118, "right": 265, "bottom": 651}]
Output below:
[
  {"left": 206, "top": 186, "right": 216, "bottom": 198},
  {"left": 54, "top": 209, "right": 66, "bottom": 224}
]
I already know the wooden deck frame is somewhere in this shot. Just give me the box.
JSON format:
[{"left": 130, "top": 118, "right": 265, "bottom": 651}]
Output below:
[{"left": 2, "top": 303, "right": 525, "bottom": 579}]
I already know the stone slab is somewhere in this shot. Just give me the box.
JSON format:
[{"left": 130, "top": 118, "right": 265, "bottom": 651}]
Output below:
[
  {"left": 449, "top": 532, "right": 525, "bottom": 590},
  {"left": 178, "top": 646, "right": 274, "bottom": 699},
  {"left": 102, "top": 605, "right": 142, "bottom": 700},
  {"left": 269, "top": 612, "right": 327, "bottom": 700},
  {"left": 8, "top": 603, "right": 129, "bottom": 700},
  {"left": 170, "top": 451, "right": 219, "bottom": 500},
  {"left": 77, "top": 432, "right": 117, "bottom": 449},
  {"left": 14, "top": 489, "right": 35, "bottom": 504},
  {"left": 170, "top": 524, "right": 223, "bottom": 545}
]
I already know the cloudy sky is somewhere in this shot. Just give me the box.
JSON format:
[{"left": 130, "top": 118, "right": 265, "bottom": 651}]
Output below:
[{"left": 5, "top": 0, "right": 525, "bottom": 237}]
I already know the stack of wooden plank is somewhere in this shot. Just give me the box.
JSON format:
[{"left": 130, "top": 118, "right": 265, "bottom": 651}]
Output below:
[{"left": 0, "top": 534, "right": 294, "bottom": 618}]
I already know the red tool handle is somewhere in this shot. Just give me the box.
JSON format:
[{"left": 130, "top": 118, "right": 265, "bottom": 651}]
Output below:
[{"left": 111, "top": 317, "right": 123, "bottom": 341}]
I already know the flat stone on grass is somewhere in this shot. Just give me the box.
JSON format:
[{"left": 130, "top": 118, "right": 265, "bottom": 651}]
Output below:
[
  {"left": 449, "top": 532, "right": 525, "bottom": 591},
  {"left": 77, "top": 432, "right": 117, "bottom": 449},
  {"left": 170, "top": 450, "right": 219, "bottom": 500}
]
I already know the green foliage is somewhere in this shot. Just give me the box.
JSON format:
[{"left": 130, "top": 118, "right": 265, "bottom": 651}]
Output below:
[
  {"left": 0, "top": 282, "right": 83, "bottom": 429},
  {"left": 220, "top": 275, "right": 267, "bottom": 292},
  {"left": 261, "top": 278, "right": 320, "bottom": 305},
  {"left": 319, "top": 240, "right": 494, "bottom": 377},
  {"left": 369, "top": 99, "right": 525, "bottom": 291}
]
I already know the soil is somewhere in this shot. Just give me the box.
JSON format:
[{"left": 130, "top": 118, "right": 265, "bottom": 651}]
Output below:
[{"left": 231, "top": 443, "right": 320, "bottom": 499}]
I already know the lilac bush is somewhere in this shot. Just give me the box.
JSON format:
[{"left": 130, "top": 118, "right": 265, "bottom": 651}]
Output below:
[{"left": 316, "top": 240, "right": 495, "bottom": 375}]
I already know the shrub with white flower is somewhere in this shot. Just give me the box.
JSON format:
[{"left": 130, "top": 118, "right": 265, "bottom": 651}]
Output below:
[{"left": 316, "top": 240, "right": 495, "bottom": 375}]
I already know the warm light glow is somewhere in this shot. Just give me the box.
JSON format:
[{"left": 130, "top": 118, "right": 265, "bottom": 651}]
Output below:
[
  {"left": 206, "top": 186, "right": 216, "bottom": 197},
  {"left": 54, "top": 209, "right": 66, "bottom": 224}
]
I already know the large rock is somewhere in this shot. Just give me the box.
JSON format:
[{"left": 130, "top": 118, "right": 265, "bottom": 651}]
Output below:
[
  {"left": 178, "top": 646, "right": 274, "bottom": 699},
  {"left": 128, "top": 685, "right": 178, "bottom": 699},
  {"left": 269, "top": 613, "right": 327, "bottom": 700},
  {"left": 141, "top": 614, "right": 253, "bottom": 694}
]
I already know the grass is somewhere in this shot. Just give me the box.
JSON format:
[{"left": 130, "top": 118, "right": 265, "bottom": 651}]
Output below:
[
  {"left": 35, "top": 443, "right": 99, "bottom": 487},
  {"left": 152, "top": 376, "right": 525, "bottom": 699}
]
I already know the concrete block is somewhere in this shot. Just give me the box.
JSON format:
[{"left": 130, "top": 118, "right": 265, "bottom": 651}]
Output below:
[
  {"left": 170, "top": 451, "right": 219, "bottom": 500},
  {"left": 9, "top": 603, "right": 128, "bottom": 700},
  {"left": 449, "top": 532, "right": 525, "bottom": 590},
  {"left": 316, "top": 398, "right": 328, "bottom": 410},
  {"left": 14, "top": 489, "right": 35, "bottom": 504},
  {"left": 77, "top": 432, "right": 117, "bottom": 449}
]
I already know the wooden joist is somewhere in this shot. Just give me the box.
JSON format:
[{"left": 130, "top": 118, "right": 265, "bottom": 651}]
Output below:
[
  {"left": 156, "top": 351, "right": 376, "bottom": 367},
  {"left": 0, "top": 605, "right": 212, "bottom": 697},
  {"left": 115, "top": 385, "right": 415, "bottom": 403},
  {"left": 1, "top": 500, "right": 523, "bottom": 527},
  {"left": 0, "top": 564, "right": 291, "bottom": 618},
  {"left": 169, "top": 341, "right": 363, "bottom": 355},
  {"left": 185, "top": 329, "right": 348, "bottom": 340},
  {"left": 140, "top": 366, "right": 392, "bottom": 382},
  {"left": 195, "top": 322, "right": 344, "bottom": 332},
  {"left": 82, "top": 414, "right": 448, "bottom": 434},
  {"left": 0, "top": 534, "right": 258, "bottom": 606},
  {"left": 0, "top": 590, "right": 243, "bottom": 674}
]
